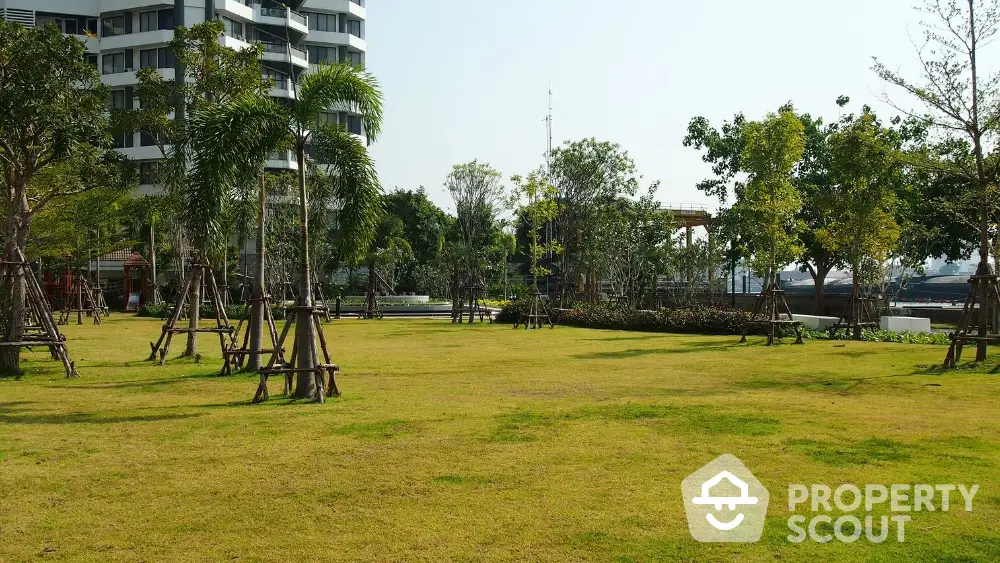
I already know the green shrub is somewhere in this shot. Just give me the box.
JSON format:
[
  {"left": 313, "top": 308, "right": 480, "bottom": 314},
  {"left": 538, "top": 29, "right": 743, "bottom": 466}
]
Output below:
[
  {"left": 557, "top": 305, "right": 750, "bottom": 335},
  {"left": 805, "top": 329, "right": 949, "bottom": 345},
  {"left": 496, "top": 300, "right": 531, "bottom": 324},
  {"left": 136, "top": 302, "right": 251, "bottom": 321},
  {"left": 136, "top": 303, "right": 168, "bottom": 318},
  {"left": 497, "top": 303, "right": 749, "bottom": 336}
]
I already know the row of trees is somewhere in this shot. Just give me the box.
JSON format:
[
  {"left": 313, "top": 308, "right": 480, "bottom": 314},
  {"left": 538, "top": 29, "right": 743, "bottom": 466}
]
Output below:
[
  {"left": 685, "top": 100, "right": 909, "bottom": 313},
  {"left": 685, "top": 0, "right": 1000, "bottom": 361},
  {"left": 0, "top": 20, "right": 384, "bottom": 388},
  {"left": 374, "top": 142, "right": 713, "bottom": 312}
]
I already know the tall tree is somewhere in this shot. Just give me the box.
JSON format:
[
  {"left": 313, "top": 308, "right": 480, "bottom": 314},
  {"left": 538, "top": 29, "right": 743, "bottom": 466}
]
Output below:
[
  {"left": 511, "top": 171, "right": 561, "bottom": 288},
  {"left": 186, "top": 62, "right": 383, "bottom": 398},
  {"left": 548, "top": 139, "right": 638, "bottom": 302},
  {"left": 684, "top": 113, "right": 757, "bottom": 285},
  {"left": 686, "top": 103, "right": 848, "bottom": 313},
  {"left": 0, "top": 22, "right": 132, "bottom": 372},
  {"left": 445, "top": 161, "right": 507, "bottom": 294},
  {"left": 597, "top": 185, "right": 674, "bottom": 309},
  {"left": 824, "top": 107, "right": 904, "bottom": 317},
  {"left": 875, "top": 0, "right": 1000, "bottom": 361},
  {"left": 126, "top": 20, "right": 266, "bottom": 357},
  {"left": 793, "top": 109, "right": 844, "bottom": 314},
  {"left": 382, "top": 188, "right": 449, "bottom": 292},
  {"left": 736, "top": 111, "right": 806, "bottom": 279},
  {"left": 362, "top": 213, "right": 413, "bottom": 308}
]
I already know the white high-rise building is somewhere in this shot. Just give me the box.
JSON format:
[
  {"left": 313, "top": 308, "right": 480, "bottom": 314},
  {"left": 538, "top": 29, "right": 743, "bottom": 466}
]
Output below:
[{"left": 0, "top": 0, "right": 367, "bottom": 191}]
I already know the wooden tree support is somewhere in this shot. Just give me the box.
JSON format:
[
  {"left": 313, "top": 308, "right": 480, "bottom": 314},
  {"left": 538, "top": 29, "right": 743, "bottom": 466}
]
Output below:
[
  {"left": 829, "top": 290, "right": 880, "bottom": 340},
  {"left": 280, "top": 279, "right": 297, "bottom": 303},
  {"left": 147, "top": 261, "right": 235, "bottom": 365},
  {"left": 514, "top": 290, "right": 553, "bottom": 329},
  {"left": 314, "top": 283, "right": 333, "bottom": 322},
  {"left": 221, "top": 291, "right": 281, "bottom": 375},
  {"left": 740, "top": 277, "right": 803, "bottom": 346},
  {"left": 254, "top": 305, "right": 340, "bottom": 403},
  {"left": 23, "top": 290, "right": 45, "bottom": 337},
  {"left": 453, "top": 285, "right": 492, "bottom": 324},
  {"left": 0, "top": 248, "right": 78, "bottom": 378},
  {"left": 92, "top": 282, "right": 111, "bottom": 318},
  {"left": 359, "top": 271, "right": 390, "bottom": 320},
  {"left": 358, "top": 290, "right": 383, "bottom": 319},
  {"left": 944, "top": 261, "right": 1000, "bottom": 368},
  {"left": 58, "top": 272, "right": 102, "bottom": 325}
]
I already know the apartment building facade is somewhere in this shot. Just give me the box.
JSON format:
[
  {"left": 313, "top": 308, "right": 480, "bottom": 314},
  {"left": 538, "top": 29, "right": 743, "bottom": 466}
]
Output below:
[{"left": 0, "top": 0, "right": 367, "bottom": 191}]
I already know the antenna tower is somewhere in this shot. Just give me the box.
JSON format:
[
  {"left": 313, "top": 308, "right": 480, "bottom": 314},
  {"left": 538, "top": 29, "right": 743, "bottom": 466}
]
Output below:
[{"left": 544, "top": 87, "right": 553, "bottom": 174}]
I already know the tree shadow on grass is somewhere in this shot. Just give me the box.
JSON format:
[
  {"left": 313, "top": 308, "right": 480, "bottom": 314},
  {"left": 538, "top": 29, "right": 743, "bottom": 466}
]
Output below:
[
  {"left": 739, "top": 371, "right": 941, "bottom": 394},
  {"left": 42, "top": 372, "right": 223, "bottom": 391},
  {"left": 0, "top": 401, "right": 35, "bottom": 412},
  {"left": 384, "top": 328, "right": 465, "bottom": 338},
  {"left": 572, "top": 342, "right": 736, "bottom": 360},
  {"left": 0, "top": 406, "right": 201, "bottom": 425},
  {"left": 0, "top": 361, "right": 67, "bottom": 380},
  {"left": 911, "top": 360, "right": 1000, "bottom": 376},
  {"left": 583, "top": 335, "right": 666, "bottom": 342}
]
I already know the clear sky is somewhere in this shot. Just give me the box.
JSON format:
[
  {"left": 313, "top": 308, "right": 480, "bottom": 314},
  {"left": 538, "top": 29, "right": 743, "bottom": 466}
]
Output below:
[{"left": 365, "top": 0, "right": 928, "bottom": 213}]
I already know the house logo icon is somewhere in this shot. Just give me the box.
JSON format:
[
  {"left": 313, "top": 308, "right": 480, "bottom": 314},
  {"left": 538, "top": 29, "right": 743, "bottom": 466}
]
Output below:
[{"left": 682, "top": 454, "right": 769, "bottom": 542}]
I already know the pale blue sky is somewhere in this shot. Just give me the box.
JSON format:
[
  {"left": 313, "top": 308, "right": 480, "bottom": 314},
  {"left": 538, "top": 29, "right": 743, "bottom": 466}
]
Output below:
[{"left": 365, "top": 0, "right": 926, "bottom": 213}]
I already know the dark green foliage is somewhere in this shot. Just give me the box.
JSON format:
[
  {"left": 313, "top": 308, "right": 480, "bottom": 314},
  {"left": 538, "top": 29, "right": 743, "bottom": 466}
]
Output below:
[
  {"left": 805, "top": 329, "right": 949, "bottom": 345},
  {"left": 137, "top": 302, "right": 249, "bottom": 320},
  {"left": 136, "top": 303, "right": 169, "bottom": 318},
  {"left": 495, "top": 300, "right": 530, "bottom": 323},
  {"left": 557, "top": 306, "right": 751, "bottom": 335},
  {"left": 497, "top": 302, "right": 751, "bottom": 335}
]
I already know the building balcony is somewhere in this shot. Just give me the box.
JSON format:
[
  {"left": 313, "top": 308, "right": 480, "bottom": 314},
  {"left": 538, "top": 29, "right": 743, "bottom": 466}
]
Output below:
[
  {"left": 117, "top": 145, "right": 167, "bottom": 161},
  {"left": 305, "top": 30, "right": 365, "bottom": 52},
  {"left": 100, "top": 29, "right": 173, "bottom": 51},
  {"left": 266, "top": 151, "right": 299, "bottom": 171},
  {"left": 259, "top": 42, "right": 309, "bottom": 69},
  {"left": 219, "top": 0, "right": 254, "bottom": 22},
  {"left": 101, "top": 0, "right": 172, "bottom": 11},
  {"left": 135, "top": 183, "right": 164, "bottom": 197},
  {"left": 304, "top": 0, "right": 366, "bottom": 20},
  {"left": 83, "top": 37, "right": 101, "bottom": 53},
  {"left": 266, "top": 78, "right": 297, "bottom": 99},
  {"left": 256, "top": 6, "right": 309, "bottom": 36},
  {"left": 101, "top": 67, "right": 173, "bottom": 87},
  {"left": 221, "top": 34, "right": 251, "bottom": 51}
]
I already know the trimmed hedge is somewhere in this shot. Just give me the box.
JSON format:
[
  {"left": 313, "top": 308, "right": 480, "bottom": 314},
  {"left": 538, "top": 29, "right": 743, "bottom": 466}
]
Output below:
[
  {"left": 137, "top": 302, "right": 251, "bottom": 320},
  {"left": 497, "top": 302, "right": 948, "bottom": 344},
  {"left": 496, "top": 302, "right": 750, "bottom": 336},
  {"left": 557, "top": 305, "right": 750, "bottom": 335},
  {"left": 806, "top": 329, "right": 949, "bottom": 345}
]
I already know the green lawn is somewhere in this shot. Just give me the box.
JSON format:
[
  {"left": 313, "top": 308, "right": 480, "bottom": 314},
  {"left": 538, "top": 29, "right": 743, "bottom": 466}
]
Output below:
[{"left": 1, "top": 316, "right": 998, "bottom": 561}]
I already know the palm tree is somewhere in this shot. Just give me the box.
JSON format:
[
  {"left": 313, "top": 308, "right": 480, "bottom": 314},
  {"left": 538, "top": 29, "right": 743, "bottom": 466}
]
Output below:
[{"left": 187, "top": 62, "right": 383, "bottom": 397}]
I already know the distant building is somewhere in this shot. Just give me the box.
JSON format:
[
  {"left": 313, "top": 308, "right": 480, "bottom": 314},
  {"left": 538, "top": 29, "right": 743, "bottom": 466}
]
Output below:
[{"left": 1, "top": 0, "right": 368, "bottom": 194}]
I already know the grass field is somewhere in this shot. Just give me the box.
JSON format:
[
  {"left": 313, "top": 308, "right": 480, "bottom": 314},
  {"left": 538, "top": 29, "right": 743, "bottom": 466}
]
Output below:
[{"left": 1, "top": 316, "right": 999, "bottom": 561}]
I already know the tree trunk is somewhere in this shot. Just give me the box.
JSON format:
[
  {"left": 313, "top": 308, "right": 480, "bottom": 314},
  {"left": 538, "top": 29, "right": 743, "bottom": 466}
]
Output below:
[
  {"left": 247, "top": 173, "right": 266, "bottom": 371},
  {"left": 851, "top": 274, "right": 862, "bottom": 340},
  {"left": 222, "top": 252, "right": 229, "bottom": 307},
  {"left": 0, "top": 243, "right": 27, "bottom": 374},
  {"left": 814, "top": 271, "right": 827, "bottom": 316},
  {"left": 183, "top": 263, "right": 202, "bottom": 357},
  {"left": 150, "top": 221, "right": 158, "bottom": 304},
  {"left": 294, "top": 142, "right": 316, "bottom": 398},
  {"left": 0, "top": 176, "right": 29, "bottom": 374}
]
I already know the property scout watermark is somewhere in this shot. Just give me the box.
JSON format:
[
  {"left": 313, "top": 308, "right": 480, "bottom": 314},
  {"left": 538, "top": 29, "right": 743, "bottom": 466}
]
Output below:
[{"left": 681, "top": 454, "right": 979, "bottom": 544}]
